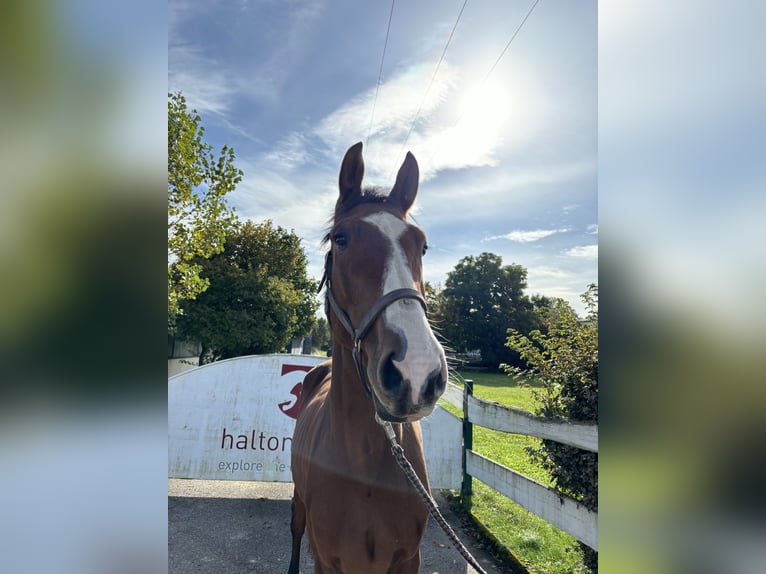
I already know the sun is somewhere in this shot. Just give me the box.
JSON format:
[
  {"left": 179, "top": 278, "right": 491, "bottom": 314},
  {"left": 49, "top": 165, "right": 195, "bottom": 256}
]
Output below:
[
  {"left": 457, "top": 78, "right": 512, "bottom": 132},
  {"left": 410, "top": 63, "right": 545, "bottom": 179},
  {"left": 428, "top": 78, "right": 512, "bottom": 170}
]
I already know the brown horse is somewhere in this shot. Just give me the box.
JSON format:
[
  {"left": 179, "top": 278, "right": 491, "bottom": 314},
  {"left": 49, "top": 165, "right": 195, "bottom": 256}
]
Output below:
[{"left": 288, "top": 142, "right": 448, "bottom": 573}]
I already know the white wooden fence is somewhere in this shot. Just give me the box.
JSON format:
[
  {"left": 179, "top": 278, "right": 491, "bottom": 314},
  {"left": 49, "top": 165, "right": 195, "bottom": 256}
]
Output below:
[{"left": 441, "top": 380, "right": 598, "bottom": 551}]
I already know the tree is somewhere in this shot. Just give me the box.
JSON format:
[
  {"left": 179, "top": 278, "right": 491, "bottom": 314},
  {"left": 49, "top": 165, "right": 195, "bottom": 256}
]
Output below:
[
  {"left": 175, "top": 220, "right": 319, "bottom": 364},
  {"left": 309, "top": 316, "right": 331, "bottom": 355},
  {"left": 423, "top": 281, "right": 443, "bottom": 315},
  {"left": 436, "top": 253, "right": 538, "bottom": 369},
  {"left": 168, "top": 91, "right": 242, "bottom": 328},
  {"left": 504, "top": 284, "right": 598, "bottom": 572}
]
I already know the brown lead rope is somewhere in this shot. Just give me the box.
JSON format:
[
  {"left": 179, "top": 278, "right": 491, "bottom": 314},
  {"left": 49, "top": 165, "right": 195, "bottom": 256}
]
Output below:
[{"left": 376, "top": 415, "right": 488, "bottom": 574}]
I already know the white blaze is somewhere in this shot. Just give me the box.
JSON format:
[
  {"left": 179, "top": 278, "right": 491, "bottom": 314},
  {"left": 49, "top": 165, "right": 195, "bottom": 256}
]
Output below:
[{"left": 362, "top": 213, "right": 445, "bottom": 406}]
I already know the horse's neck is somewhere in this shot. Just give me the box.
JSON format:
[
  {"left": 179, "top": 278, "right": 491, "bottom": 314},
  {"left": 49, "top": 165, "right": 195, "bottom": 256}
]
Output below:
[
  {"left": 327, "top": 343, "right": 392, "bottom": 457},
  {"left": 325, "top": 343, "right": 425, "bottom": 486}
]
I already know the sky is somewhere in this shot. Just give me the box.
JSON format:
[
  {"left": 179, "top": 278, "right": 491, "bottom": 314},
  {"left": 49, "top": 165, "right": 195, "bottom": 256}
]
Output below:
[{"left": 169, "top": 0, "right": 597, "bottom": 316}]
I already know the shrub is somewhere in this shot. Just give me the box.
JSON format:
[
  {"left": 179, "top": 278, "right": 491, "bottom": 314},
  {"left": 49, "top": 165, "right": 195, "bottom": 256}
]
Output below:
[{"left": 503, "top": 284, "right": 598, "bottom": 572}]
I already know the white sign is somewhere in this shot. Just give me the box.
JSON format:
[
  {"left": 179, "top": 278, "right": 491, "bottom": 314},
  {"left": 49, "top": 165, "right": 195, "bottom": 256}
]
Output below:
[{"left": 168, "top": 354, "right": 462, "bottom": 488}]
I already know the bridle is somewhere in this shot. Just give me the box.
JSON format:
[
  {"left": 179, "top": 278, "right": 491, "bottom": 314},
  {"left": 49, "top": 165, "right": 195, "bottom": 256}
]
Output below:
[{"left": 318, "top": 250, "right": 427, "bottom": 403}]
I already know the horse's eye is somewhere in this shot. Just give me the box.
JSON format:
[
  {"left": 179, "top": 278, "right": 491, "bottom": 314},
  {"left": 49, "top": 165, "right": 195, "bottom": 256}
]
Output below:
[
  {"left": 333, "top": 233, "right": 347, "bottom": 249},
  {"left": 422, "top": 242, "right": 429, "bottom": 256}
]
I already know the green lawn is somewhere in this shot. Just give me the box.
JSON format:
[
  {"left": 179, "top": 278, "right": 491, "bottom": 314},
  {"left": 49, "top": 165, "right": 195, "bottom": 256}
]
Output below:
[{"left": 441, "top": 370, "right": 588, "bottom": 574}]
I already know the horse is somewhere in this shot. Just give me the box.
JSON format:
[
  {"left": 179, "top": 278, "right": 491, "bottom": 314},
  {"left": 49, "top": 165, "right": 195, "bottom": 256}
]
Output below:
[{"left": 288, "top": 142, "right": 448, "bottom": 574}]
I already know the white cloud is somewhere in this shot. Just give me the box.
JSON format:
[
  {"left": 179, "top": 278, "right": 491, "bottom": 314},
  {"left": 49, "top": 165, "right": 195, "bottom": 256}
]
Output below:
[
  {"left": 169, "top": 0, "right": 323, "bottom": 118},
  {"left": 268, "top": 58, "right": 547, "bottom": 186},
  {"left": 313, "top": 62, "right": 463, "bottom": 183},
  {"left": 487, "top": 228, "right": 571, "bottom": 243},
  {"left": 168, "top": 1, "right": 238, "bottom": 114},
  {"left": 263, "top": 132, "right": 314, "bottom": 170},
  {"left": 233, "top": 159, "right": 335, "bottom": 235},
  {"left": 586, "top": 223, "right": 598, "bottom": 234},
  {"left": 433, "top": 159, "right": 595, "bottom": 203},
  {"left": 564, "top": 245, "right": 598, "bottom": 259},
  {"left": 169, "top": 44, "right": 235, "bottom": 116},
  {"left": 525, "top": 265, "right": 596, "bottom": 317},
  {"left": 526, "top": 266, "right": 572, "bottom": 282}
]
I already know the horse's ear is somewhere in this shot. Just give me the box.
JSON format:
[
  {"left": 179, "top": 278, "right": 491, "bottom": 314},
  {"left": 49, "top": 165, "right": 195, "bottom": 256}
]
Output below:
[
  {"left": 337, "top": 142, "right": 364, "bottom": 211},
  {"left": 389, "top": 151, "right": 419, "bottom": 214}
]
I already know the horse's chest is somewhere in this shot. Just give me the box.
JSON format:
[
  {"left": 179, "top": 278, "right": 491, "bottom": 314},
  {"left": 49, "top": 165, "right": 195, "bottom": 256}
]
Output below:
[{"left": 312, "top": 477, "right": 425, "bottom": 527}]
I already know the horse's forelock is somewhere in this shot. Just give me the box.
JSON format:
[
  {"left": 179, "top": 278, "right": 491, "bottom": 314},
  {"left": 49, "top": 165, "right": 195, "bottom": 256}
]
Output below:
[
  {"left": 325, "top": 186, "right": 407, "bottom": 245},
  {"left": 335, "top": 186, "right": 388, "bottom": 216}
]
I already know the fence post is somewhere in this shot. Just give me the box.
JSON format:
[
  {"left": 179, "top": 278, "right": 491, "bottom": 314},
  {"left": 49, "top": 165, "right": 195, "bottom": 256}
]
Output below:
[{"left": 460, "top": 379, "right": 474, "bottom": 504}]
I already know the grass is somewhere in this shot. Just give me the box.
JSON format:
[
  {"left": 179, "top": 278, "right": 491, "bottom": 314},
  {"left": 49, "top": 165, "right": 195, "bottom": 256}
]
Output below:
[{"left": 440, "top": 369, "right": 588, "bottom": 574}]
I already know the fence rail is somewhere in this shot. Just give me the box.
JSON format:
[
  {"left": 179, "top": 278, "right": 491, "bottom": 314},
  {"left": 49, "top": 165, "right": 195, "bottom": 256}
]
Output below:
[
  {"left": 466, "top": 394, "right": 598, "bottom": 453},
  {"left": 444, "top": 380, "right": 598, "bottom": 550}
]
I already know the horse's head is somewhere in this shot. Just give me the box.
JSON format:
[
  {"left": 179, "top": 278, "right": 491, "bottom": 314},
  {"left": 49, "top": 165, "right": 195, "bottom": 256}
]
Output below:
[{"left": 324, "top": 142, "right": 447, "bottom": 423}]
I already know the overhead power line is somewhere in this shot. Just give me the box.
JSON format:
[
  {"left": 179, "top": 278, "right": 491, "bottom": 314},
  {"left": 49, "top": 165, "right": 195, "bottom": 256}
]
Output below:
[
  {"left": 389, "top": 0, "right": 470, "bottom": 182},
  {"left": 481, "top": 0, "right": 542, "bottom": 89},
  {"left": 450, "top": 0, "right": 542, "bottom": 130},
  {"left": 421, "top": 0, "right": 542, "bottom": 172},
  {"left": 366, "top": 0, "right": 397, "bottom": 151}
]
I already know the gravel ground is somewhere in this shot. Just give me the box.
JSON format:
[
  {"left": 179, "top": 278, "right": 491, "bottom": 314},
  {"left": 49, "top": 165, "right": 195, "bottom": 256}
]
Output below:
[{"left": 169, "top": 479, "right": 509, "bottom": 573}]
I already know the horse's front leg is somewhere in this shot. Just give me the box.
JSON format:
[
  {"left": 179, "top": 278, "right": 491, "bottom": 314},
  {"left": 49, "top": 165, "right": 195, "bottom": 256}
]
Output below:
[{"left": 287, "top": 495, "right": 306, "bottom": 574}]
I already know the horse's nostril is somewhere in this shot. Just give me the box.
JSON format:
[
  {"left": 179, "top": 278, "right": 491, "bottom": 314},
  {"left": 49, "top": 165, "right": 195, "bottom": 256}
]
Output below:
[
  {"left": 422, "top": 368, "right": 446, "bottom": 404},
  {"left": 380, "top": 353, "right": 403, "bottom": 394}
]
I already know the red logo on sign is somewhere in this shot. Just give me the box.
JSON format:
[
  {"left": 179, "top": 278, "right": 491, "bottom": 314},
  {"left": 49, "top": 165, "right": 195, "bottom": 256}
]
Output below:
[{"left": 278, "top": 364, "right": 313, "bottom": 419}]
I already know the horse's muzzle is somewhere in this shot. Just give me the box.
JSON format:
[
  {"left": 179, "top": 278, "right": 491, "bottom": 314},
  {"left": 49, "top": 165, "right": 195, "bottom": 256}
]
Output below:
[{"left": 373, "top": 356, "right": 447, "bottom": 422}]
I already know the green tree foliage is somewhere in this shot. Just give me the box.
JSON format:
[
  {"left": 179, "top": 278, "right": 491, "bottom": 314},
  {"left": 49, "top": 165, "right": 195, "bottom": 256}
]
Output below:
[
  {"left": 423, "top": 281, "right": 446, "bottom": 333},
  {"left": 175, "top": 221, "right": 319, "bottom": 364},
  {"left": 309, "top": 316, "right": 331, "bottom": 355},
  {"left": 423, "top": 281, "right": 443, "bottom": 315},
  {"left": 437, "top": 253, "right": 538, "bottom": 369},
  {"left": 168, "top": 91, "right": 241, "bottom": 327},
  {"left": 505, "top": 284, "right": 598, "bottom": 572}
]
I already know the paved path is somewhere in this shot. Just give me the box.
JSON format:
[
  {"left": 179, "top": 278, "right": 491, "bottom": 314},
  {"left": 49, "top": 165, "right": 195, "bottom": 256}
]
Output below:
[{"left": 169, "top": 479, "right": 509, "bottom": 573}]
